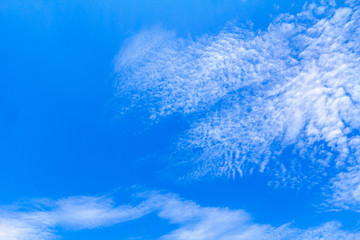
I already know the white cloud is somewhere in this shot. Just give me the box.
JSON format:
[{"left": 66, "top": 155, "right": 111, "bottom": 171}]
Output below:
[
  {"left": 327, "top": 166, "right": 360, "bottom": 211},
  {"left": 345, "top": 0, "right": 360, "bottom": 7},
  {"left": 0, "top": 217, "right": 54, "bottom": 240},
  {"left": 0, "top": 195, "right": 156, "bottom": 240},
  {"left": 114, "top": 1, "right": 360, "bottom": 204},
  {"left": 181, "top": 4, "right": 360, "bottom": 184},
  {"left": 1, "top": 191, "right": 359, "bottom": 240}
]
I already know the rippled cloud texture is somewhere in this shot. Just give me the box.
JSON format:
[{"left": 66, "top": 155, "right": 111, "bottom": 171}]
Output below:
[
  {"left": 1, "top": 190, "right": 359, "bottom": 240},
  {"left": 115, "top": 2, "right": 360, "bottom": 210}
]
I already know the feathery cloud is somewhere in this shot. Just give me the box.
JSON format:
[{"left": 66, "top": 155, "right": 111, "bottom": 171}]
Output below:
[
  {"left": 0, "top": 195, "right": 155, "bottom": 240},
  {"left": 1, "top": 191, "right": 359, "bottom": 240},
  {"left": 114, "top": 2, "right": 360, "bottom": 206}
]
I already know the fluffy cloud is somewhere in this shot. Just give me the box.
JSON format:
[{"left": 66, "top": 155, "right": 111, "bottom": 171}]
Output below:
[
  {"left": 0, "top": 191, "right": 359, "bottom": 240},
  {"left": 115, "top": 2, "right": 360, "bottom": 205}
]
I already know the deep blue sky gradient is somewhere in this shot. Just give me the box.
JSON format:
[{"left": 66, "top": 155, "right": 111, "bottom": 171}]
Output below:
[{"left": 0, "top": 0, "right": 357, "bottom": 239}]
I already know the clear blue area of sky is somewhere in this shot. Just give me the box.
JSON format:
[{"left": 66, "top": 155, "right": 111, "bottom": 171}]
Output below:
[{"left": 0, "top": 0, "right": 356, "bottom": 239}]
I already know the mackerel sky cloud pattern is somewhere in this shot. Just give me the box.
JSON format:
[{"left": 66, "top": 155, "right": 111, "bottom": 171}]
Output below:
[
  {"left": 115, "top": 2, "right": 360, "bottom": 208},
  {"left": 4, "top": 0, "right": 360, "bottom": 239}
]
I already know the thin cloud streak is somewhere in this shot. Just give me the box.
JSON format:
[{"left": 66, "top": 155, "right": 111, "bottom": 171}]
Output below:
[
  {"left": 0, "top": 195, "right": 156, "bottom": 240},
  {"left": 1, "top": 191, "right": 359, "bottom": 240}
]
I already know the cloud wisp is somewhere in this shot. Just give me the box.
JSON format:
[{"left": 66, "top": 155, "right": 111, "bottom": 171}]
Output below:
[
  {"left": 114, "top": 2, "right": 360, "bottom": 208},
  {"left": 0, "top": 195, "right": 155, "bottom": 240},
  {"left": 327, "top": 166, "right": 360, "bottom": 211},
  {"left": 1, "top": 190, "right": 359, "bottom": 240}
]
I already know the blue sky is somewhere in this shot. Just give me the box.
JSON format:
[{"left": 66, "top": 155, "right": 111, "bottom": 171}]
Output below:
[{"left": 1, "top": 0, "right": 360, "bottom": 239}]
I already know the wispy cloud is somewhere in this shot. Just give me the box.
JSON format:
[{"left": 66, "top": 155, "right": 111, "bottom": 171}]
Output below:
[
  {"left": 114, "top": 2, "right": 360, "bottom": 206},
  {"left": 0, "top": 195, "right": 156, "bottom": 240},
  {"left": 1, "top": 191, "right": 359, "bottom": 240},
  {"left": 327, "top": 166, "right": 360, "bottom": 211},
  {"left": 346, "top": 0, "right": 360, "bottom": 7}
]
